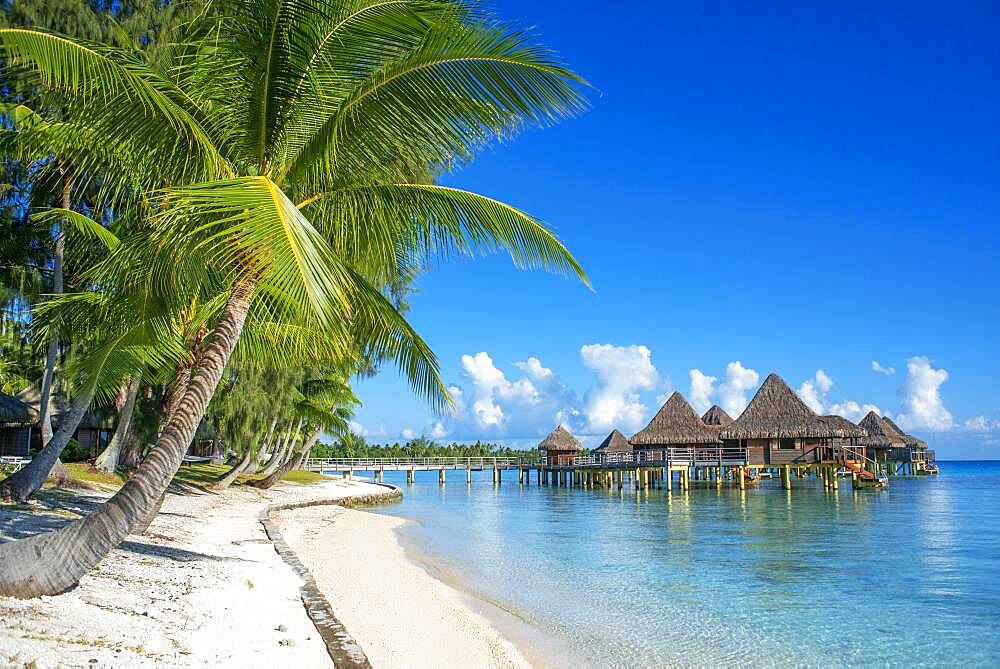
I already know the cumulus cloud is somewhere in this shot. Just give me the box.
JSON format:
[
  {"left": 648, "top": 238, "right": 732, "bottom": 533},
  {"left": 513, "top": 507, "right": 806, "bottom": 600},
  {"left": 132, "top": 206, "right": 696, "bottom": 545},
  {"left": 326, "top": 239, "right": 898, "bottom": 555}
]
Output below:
[
  {"left": 872, "top": 360, "right": 896, "bottom": 375},
  {"left": 828, "top": 400, "right": 883, "bottom": 422},
  {"left": 796, "top": 369, "right": 880, "bottom": 420},
  {"left": 581, "top": 344, "right": 658, "bottom": 433},
  {"left": 965, "top": 416, "right": 1000, "bottom": 432},
  {"left": 444, "top": 351, "right": 583, "bottom": 439},
  {"left": 797, "top": 369, "right": 832, "bottom": 414},
  {"left": 401, "top": 428, "right": 416, "bottom": 440},
  {"left": 718, "top": 361, "right": 760, "bottom": 417},
  {"left": 688, "top": 369, "right": 718, "bottom": 414},
  {"left": 895, "top": 356, "right": 953, "bottom": 431}
]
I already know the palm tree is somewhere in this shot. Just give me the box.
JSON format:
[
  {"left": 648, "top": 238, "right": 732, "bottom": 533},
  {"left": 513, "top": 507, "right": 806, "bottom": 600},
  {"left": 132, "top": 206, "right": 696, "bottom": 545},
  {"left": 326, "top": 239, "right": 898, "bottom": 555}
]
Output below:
[{"left": 0, "top": 0, "right": 587, "bottom": 597}]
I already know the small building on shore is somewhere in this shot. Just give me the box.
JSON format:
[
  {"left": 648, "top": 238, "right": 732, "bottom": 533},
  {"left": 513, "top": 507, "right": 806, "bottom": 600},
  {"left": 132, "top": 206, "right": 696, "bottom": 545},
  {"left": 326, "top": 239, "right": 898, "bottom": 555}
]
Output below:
[
  {"left": 538, "top": 425, "right": 583, "bottom": 465},
  {"left": 0, "top": 392, "right": 37, "bottom": 458},
  {"left": 630, "top": 392, "right": 720, "bottom": 460},
  {"left": 719, "top": 374, "right": 864, "bottom": 465},
  {"left": 594, "top": 429, "right": 632, "bottom": 462},
  {"left": 701, "top": 405, "right": 734, "bottom": 428}
]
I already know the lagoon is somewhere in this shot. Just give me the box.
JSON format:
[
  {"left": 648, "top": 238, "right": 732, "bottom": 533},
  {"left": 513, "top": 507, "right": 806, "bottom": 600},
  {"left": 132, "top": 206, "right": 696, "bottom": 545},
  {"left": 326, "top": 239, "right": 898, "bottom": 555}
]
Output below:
[{"left": 373, "top": 461, "right": 1000, "bottom": 667}]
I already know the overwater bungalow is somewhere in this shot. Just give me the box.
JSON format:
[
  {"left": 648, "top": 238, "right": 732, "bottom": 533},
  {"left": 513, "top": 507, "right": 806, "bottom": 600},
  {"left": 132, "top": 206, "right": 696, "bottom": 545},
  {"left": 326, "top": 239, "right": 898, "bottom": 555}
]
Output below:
[
  {"left": 538, "top": 425, "right": 583, "bottom": 465},
  {"left": 880, "top": 415, "right": 936, "bottom": 473},
  {"left": 630, "top": 392, "right": 720, "bottom": 461},
  {"left": 593, "top": 429, "right": 632, "bottom": 462},
  {"left": 858, "top": 411, "right": 907, "bottom": 461},
  {"left": 701, "top": 405, "right": 733, "bottom": 428},
  {"left": 719, "top": 374, "right": 865, "bottom": 466},
  {"left": 0, "top": 392, "right": 37, "bottom": 458}
]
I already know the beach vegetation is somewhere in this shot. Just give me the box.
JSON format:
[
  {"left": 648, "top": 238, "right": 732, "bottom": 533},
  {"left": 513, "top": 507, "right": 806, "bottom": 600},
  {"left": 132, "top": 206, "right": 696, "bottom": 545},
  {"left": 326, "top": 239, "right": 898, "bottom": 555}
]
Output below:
[{"left": 0, "top": 0, "right": 587, "bottom": 597}]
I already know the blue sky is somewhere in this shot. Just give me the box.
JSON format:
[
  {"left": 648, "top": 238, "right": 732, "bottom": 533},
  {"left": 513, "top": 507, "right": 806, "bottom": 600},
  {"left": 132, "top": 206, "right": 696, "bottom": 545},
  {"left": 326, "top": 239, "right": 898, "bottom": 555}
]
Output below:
[{"left": 350, "top": 1, "right": 1000, "bottom": 459}]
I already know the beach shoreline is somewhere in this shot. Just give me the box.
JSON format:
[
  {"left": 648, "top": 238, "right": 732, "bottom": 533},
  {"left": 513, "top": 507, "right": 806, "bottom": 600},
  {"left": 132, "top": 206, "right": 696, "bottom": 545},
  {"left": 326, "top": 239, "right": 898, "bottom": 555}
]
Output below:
[
  {"left": 0, "top": 476, "right": 543, "bottom": 668},
  {"left": 273, "top": 499, "right": 539, "bottom": 668}
]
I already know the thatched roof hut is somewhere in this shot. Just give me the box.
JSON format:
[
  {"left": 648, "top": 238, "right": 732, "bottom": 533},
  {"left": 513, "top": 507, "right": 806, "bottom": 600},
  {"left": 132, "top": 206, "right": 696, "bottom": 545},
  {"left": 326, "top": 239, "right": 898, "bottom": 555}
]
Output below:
[
  {"left": 537, "top": 425, "right": 583, "bottom": 452},
  {"left": 857, "top": 411, "right": 906, "bottom": 449},
  {"left": 0, "top": 392, "right": 36, "bottom": 424},
  {"left": 881, "top": 416, "right": 928, "bottom": 449},
  {"left": 701, "top": 405, "right": 733, "bottom": 427},
  {"left": 821, "top": 415, "right": 866, "bottom": 438},
  {"left": 594, "top": 429, "right": 632, "bottom": 454},
  {"left": 631, "top": 392, "right": 720, "bottom": 446},
  {"left": 719, "top": 374, "right": 863, "bottom": 440}
]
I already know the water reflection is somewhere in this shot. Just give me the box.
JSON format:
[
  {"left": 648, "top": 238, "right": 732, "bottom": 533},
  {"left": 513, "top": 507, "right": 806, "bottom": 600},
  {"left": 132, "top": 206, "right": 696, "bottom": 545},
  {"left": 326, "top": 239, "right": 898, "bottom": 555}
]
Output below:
[{"left": 374, "top": 462, "right": 1000, "bottom": 667}]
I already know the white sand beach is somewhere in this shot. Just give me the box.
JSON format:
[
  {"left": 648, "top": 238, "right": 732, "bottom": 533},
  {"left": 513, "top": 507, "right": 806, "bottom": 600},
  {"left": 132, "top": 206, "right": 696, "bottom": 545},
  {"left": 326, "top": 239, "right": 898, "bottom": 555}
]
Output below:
[
  {"left": 273, "top": 504, "right": 532, "bottom": 669},
  {"left": 0, "top": 478, "right": 531, "bottom": 668}
]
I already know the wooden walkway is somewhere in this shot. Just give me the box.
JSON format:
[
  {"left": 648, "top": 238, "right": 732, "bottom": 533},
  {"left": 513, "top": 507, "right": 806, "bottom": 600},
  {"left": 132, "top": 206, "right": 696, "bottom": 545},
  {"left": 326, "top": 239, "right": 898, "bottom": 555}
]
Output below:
[{"left": 304, "top": 446, "right": 889, "bottom": 490}]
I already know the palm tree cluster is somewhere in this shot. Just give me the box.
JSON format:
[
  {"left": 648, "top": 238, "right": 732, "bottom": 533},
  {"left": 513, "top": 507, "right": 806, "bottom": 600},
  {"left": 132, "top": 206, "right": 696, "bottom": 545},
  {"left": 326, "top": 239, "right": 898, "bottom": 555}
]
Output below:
[{"left": 0, "top": 0, "right": 587, "bottom": 598}]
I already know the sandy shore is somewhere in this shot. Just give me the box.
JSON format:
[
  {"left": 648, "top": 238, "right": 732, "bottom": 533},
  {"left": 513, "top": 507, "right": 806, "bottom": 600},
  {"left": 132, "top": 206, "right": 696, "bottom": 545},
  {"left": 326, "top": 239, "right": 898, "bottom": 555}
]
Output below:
[
  {"left": 0, "top": 478, "right": 383, "bottom": 668},
  {"left": 273, "top": 504, "right": 532, "bottom": 669},
  {"left": 0, "top": 477, "right": 535, "bottom": 669}
]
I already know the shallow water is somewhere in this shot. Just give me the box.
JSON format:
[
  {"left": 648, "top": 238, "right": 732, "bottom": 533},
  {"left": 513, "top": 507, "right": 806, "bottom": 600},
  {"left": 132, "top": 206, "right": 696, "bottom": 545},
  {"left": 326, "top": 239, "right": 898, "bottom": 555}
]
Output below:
[{"left": 369, "top": 462, "right": 1000, "bottom": 667}]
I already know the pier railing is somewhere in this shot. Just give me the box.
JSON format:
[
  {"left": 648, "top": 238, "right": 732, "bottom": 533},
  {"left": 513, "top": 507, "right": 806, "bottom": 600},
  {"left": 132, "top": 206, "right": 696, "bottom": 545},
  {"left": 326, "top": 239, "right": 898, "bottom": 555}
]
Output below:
[
  {"left": 303, "top": 456, "right": 541, "bottom": 472},
  {"left": 578, "top": 447, "right": 749, "bottom": 467}
]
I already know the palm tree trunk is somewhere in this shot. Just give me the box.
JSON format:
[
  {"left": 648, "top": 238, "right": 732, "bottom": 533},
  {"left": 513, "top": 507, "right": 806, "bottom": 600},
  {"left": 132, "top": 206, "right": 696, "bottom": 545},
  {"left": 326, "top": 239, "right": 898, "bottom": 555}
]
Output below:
[
  {"left": 209, "top": 447, "right": 253, "bottom": 491},
  {"left": 0, "top": 384, "right": 94, "bottom": 502},
  {"left": 94, "top": 376, "right": 140, "bottom": 473},
  {"left": 257, "top": 420, "right": 293, "bottom": 476},
  {"left": 0, "top": 278, "right": 255, "bottom": 598},
  {"left": 249, "top": 429, "right": 318, "bottom": 490},
  {"left": 36, "top": 173, "right": 71, "bottom": 446}
]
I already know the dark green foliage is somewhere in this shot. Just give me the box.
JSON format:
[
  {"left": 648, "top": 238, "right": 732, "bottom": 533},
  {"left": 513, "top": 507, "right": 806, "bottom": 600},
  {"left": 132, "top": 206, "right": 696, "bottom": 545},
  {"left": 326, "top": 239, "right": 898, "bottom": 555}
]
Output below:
[{"left": 311, "top": 432, "right": 538, "bottom": 460}]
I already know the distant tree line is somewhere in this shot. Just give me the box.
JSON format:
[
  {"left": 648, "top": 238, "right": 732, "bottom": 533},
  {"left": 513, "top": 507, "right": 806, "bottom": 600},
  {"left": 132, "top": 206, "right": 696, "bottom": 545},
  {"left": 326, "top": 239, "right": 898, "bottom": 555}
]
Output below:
[{"left": 310, "top": 433, "right": 541, "bottom": 460}]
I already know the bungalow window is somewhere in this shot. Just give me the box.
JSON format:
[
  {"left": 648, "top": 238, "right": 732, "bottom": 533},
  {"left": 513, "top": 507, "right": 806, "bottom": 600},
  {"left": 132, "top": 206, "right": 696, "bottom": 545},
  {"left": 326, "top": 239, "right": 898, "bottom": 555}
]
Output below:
[{"left": 779, "top": 438, "right": 797, "bottom": 450}]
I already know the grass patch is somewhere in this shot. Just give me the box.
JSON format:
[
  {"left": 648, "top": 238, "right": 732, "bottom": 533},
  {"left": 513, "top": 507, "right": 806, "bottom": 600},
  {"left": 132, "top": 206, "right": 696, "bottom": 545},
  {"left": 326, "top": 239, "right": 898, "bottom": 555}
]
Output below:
[
  {"left": 63, "top": 464, "right": 126, "bottom": 488},
  {"left": 279, "top": 469, "right": 328, "bottom": 485},
  {"left": 172, "top": 463, "right": 229, "bottom": 486}
]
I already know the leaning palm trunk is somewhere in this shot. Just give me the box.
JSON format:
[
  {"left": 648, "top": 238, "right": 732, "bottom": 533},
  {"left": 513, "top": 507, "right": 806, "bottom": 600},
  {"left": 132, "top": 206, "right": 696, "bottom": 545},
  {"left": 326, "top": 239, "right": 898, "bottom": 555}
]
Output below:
[
  {"left": 94, "top": 376, "right": 141, "bottom": 473},
  {"left": 249, "top": 430, "right": 318, "bottom": 490},
  {"left": 257, "top": 420, "right": 296, "bottom": 477},
  {"left": 36, "top": 174, "right": 71, "bottom": 445},
  {"left": 0, "top": 279, "right": 255, "bottom": 598},
  {"left": 0, "top": 386, "right": 94, "bottom": 503},
  {"left": 209, "top": 447, "right": 253, "bottom": 491}
]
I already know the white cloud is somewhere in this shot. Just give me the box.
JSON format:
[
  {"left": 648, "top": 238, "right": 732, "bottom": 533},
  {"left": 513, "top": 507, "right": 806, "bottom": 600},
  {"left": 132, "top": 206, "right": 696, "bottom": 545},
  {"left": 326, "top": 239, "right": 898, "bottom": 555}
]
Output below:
[
  {"left": 445, "top": 351, "right": 583, "bottom": 439},
  {"left": 430, "top": 421, "right": 449, "bottom": 439},
  {"left": 514, "top": 357, "right": 553, "bottom": 381},
  {"left": 964, "top": 416, "right": 999, "bottom": 432},
  {"left": 895, "top": 356, "right": 953, "bottom": 431},
  {"left": 797, "top": 369, "right": 880, "bottom": 420},
  {"left": 828, "top": 400, "right": 882, "bottom": 422},
  {"left": 718, "top": 361, "right": 759, "bottom": 417},
  {"left": 580, "top": 344, "right": 658, "bottom": 433},
  {"left": 401, "top": 428, "right": 416, "bottom": 440},
  {"left": 872, "top": 360, "right": 896, "bottom": 375},
  {"left": 798, "top": 369, "right": 833, "bottom": 414},
  {"left": 688, "top": 369, "right": 718, "bottom": 414}
]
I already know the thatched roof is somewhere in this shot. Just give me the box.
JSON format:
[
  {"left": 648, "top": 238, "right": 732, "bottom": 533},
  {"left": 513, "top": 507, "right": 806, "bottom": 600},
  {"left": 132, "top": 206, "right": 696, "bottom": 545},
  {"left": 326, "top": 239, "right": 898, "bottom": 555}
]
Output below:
[
  {"left": 594, "top": 429, "right": 632, "bottom": 454},
  {"left": 858, "top": 411, "right": 906, "bottom": 448},
  {"left": 537, "top": 425, "right": 583, "bottom": 452},
  {"left": 719, "top": 374, "right": 862, "bottom": 440},
  {"left": 701, "top": 405, "right": 733, "bottom": 427},
  {"left": 821, "top": 415, "right": 866, "bottom": 438},
  {"left": 881, "top": 416, "right": 929, "bottom": 449},
  {"left": 630, "top": 392, "right": 720, "bottom": 446},
  {"left": 0, "top": 392, "right": 36, "bottom": 424}
]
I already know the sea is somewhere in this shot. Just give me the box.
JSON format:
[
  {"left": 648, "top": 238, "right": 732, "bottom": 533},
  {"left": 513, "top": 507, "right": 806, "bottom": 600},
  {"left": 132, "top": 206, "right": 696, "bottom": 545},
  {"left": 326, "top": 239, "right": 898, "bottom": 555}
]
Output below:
[{"left": 371, "top": 461, "right": 1000, "bottom": 668}]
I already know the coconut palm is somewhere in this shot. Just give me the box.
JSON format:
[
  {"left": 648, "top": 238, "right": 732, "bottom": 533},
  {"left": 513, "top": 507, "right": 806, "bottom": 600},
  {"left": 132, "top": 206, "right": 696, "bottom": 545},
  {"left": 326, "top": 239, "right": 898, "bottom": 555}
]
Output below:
[{"left": 0, "top": 0, "right": 587, "bottom": 597}]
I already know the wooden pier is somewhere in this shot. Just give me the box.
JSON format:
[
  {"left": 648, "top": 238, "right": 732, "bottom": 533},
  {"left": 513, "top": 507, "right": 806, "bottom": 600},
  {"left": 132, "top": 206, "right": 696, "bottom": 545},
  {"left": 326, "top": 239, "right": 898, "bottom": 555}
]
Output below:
[{"left": 303, "top": 445, "right": 890, "bottom": 492}]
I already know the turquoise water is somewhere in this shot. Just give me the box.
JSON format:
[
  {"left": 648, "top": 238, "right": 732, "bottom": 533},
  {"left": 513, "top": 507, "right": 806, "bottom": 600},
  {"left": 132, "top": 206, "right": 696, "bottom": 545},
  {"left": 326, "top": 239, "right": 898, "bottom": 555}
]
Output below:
[{"left": 370, "top": 462, "right": 1000, "bottom": 667}]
